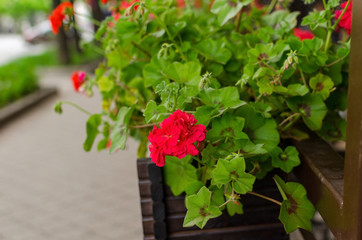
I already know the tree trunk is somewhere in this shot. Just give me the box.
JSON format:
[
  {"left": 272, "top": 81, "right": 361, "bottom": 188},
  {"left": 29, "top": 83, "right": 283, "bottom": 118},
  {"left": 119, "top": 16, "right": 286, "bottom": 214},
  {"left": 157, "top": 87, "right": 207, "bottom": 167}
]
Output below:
[{"left": 53, "top": 0, "right": 70, "bottom": 64}]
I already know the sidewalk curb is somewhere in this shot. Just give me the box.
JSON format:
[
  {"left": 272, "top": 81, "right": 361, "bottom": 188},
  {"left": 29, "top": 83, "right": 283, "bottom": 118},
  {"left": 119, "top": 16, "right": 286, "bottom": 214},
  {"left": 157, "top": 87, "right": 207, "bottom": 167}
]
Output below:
[{"left": 0, "top": 87, "right": 58, "bottom": 125}]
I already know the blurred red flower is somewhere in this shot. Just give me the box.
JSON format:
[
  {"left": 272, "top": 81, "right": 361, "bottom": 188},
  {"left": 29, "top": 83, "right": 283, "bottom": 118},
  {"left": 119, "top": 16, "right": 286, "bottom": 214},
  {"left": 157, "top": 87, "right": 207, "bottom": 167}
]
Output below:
[
  {"left": 49, "top": 1, "right": 73, "bottom": 34},
  {"left": 335, "top": 0, "right": 352, "bottom": 35},
  {"left": 293, "top": 28, "right": 314, "bottom": 41},
  {"left": 71, "top": 71, "right": 86, "bottom": 92}
]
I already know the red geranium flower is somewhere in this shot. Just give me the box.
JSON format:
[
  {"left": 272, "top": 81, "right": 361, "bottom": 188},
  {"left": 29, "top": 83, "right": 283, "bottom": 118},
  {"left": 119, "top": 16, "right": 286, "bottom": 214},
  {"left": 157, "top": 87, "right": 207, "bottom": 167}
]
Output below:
[
  {"left": 335, "top": 0, "right": 352, "bottom": 35},
  {"left": 177, "top": 0, "right": 185, "bottom": 8},
  {"left": 293, "top": 28, "right": 314, "bottom": 41},
  {"left": 101, "top": 0, "right": 108, "bottom": 4},
  {"left": 71, "top": 71, "right": 86, "bottom": 92},
  {"left": 49, "top": 1, "right": 73, "bottom": 34},
  {"left": 148, "top": 110, "right": 207, "bottom": 167}
]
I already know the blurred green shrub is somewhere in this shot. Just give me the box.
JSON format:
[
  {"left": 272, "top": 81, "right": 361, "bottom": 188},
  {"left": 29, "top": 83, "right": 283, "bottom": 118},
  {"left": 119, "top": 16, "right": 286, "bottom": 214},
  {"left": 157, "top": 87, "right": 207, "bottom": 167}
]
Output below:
[
  {"left": 0, "top": 0, "right": 51, "bottom": 19},
  {"left": 0, "top": 50, "right": 57, "bottom": 108}
]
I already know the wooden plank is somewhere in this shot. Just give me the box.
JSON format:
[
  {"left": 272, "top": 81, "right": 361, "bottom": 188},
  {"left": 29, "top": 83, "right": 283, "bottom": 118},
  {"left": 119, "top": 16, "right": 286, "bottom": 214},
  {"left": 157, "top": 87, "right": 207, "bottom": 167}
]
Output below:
[
  {"left": 168, "top": 223, "right": 288, "bottom": 240},
  {"left": 291, "top": 133, "right": 344, "bottom": 237},
  {"left": 343, "top": 0, "right": 362, "bottom": 238},
  {"left": 166, "top": 206, "right": 281, "bottom": 233}
]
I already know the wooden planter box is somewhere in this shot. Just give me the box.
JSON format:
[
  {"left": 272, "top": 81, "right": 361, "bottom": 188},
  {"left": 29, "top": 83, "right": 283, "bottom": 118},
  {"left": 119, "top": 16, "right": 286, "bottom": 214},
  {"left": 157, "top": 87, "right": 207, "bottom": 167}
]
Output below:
[{"left": 137, "top": 158, "right": 289, "bottom": 240}]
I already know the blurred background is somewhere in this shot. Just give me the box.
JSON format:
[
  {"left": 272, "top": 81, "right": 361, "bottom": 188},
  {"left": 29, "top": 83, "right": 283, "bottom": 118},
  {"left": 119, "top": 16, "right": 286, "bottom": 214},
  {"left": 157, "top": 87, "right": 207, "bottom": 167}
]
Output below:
[
  {"left": 0, "top": 0, "right": 335, "bottom": 239},
  {"left": 0, "top": 0, "right": 144, "bottom": 239}
]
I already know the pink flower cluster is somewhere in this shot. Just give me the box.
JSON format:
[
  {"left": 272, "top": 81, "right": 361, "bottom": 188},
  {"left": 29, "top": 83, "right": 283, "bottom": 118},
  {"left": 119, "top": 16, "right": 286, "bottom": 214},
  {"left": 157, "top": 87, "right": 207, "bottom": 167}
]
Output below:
[
  {"left": 335, "top": 0, "right": 352, "bottom": 35},
  {"left": 148, "top": 110, "right": 207, "bottom": 167}
]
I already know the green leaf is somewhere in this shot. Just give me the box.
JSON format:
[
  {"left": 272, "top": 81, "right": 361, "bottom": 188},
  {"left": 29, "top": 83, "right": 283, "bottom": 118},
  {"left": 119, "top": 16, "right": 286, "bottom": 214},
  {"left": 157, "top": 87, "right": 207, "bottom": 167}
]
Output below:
[
  {"left": 195, "top": 39, "right": 232, "bottom": 64},
  {"left": 227, "top": 199, "right": 243, "bottom": 216},
  {"left": 53, "top": 101, "right": 63, "bottom": 114},
  {"left": 164, "top": 156, "right": 198, "bottom": 196},
  {"left": 301, "top": 10, "right": 328, "bottom": 30},
  {"left": 110, "top": 106, "right": 134, "bottom": 153},
  {"left": 185, "top": 181, "right": 205, "bottom": 196},
  {"left": 286, "top": 94, "right": 327, "bottom": 131},
  {"left": 271, "top": 146, "right": 300, "bottom": 173},
  {"left": 143, "top": 100, "right": 168, "bottom": 123},
  {"left": 143, "top": 56, "right": 169, "bottom": 87},
  {"left": 237, "top": 105, "right": 280, "bottom": 151},
  {"left": 163, "top": 61, "right": 202, "bottom": 84},
  {"left": 83, "top": 114, "right": 102, "bottom": 152},
  {"left": 211, "top": 0, "right": 252, "bottom": 26},
  {"left": 194, "top": 106, "right": 220, "bottom": 127},
  {"left": 309, "top": 73, "right": 334, "bottom": 100},
  {"left": 212, "top": 156, "right": 256, "bottom": 194},
  {"left": 183, "top": 187, "right": 222, "bottom": 228},
  {"left": 274, "top": 175, "right": 315, "bottom": 233},
  {"left": 207, "top": 113, "right": 248, "bottom": 142},
  {"left": 257, "top": 78, "right": 274, "bottom": 95},
  {"left": 97, "top": 76, "right": 114, "bottom": 92},
  {"left": 198, "top": 87, "right": 246, "bottom": 110}
]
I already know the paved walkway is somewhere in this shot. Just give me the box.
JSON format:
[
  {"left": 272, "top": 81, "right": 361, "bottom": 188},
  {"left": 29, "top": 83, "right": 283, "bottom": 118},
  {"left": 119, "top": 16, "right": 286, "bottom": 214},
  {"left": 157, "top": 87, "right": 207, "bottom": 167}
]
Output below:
[{"left": 0, "top": 65, "right": 143, "bottom": 240}]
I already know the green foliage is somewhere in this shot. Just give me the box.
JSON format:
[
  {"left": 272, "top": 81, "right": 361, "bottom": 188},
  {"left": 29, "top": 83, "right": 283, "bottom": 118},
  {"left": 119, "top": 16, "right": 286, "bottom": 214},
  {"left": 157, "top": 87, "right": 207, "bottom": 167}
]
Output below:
[
  {"left": 0, "top": 0, "right": 50, "bottom": 19},
  {"left": 274, "top": 175, "right": 316, "bottom": 233},
  {"left": 0, "top": 50, "right": 58, "bottom": 108},
  {"left": 184, "top": 186, "right": 222, "bottom": 228},
  {"left": 164, "top": 156, "right": 198, "bottom": 196},
  {"left": 61, "top": 0, "right": 350, "bottom": 234}
]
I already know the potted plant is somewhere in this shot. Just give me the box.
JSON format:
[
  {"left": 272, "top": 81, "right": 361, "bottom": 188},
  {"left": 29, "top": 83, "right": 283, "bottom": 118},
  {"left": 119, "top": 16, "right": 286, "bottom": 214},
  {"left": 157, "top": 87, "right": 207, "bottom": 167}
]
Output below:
[{"left": 53, "top": 0, "right": 351, "bottom": 237}]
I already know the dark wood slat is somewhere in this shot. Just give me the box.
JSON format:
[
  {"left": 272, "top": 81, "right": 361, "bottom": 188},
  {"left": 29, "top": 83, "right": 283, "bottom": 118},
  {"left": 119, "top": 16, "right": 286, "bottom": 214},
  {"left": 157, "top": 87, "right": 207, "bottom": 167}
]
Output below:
[
  {"left": 291, "top": 133, "right": 344, "bottom": 238},
  {"left": 139, "top": 180, "right": 152, "bottom": 198},
  {"left": 166, "top": 206, "right": 281, "bottom": 233},
  {"left": 137, "top": 158, "right": 151, "bottom": 180},
  {"left": 143, "top": 217, "right": 155, "bottom": 234},
  {"left": 141, "top": 198, "right": 153, "bottom": 216},
  {"left": 144, "top": 234, "right": 156, "bottom": 240},
  {"left": 168, "top": 223, "right": 288, "bottom": 240},
  {"left": 343, "top": 0, "right": 362, "bottom": 238}
]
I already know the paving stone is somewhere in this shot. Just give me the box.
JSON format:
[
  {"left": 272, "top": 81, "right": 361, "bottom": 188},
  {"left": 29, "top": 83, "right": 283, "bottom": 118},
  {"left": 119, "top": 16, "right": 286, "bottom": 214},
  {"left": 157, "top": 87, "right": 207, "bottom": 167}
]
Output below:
[{"left": 0, "top": 66, "right": 143, "bottom": 240}]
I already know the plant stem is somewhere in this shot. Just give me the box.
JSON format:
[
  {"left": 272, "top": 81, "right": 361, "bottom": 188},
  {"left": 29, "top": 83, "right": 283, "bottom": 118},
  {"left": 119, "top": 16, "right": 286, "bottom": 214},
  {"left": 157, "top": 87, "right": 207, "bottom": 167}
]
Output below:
[
  {"left": 325, "top": 52, "right": 350, "bottom": 67},
  {"left": 130, "top": 122, "right": 159, "bottom": 129},
  {"left": 131, "top": 41, "right": 152, "bottom": 58},
  {"left": 266, "top": 0, "right": 278, "bottom": 14},
  {"left": 74, "top": 12, "right": 101, "bottom": 26},
  {"left": 298, "top": 67, "right": 307, "bottom": 87},
  {"left": 324, "top": 0, "right": 351, "bottom": 52},
  {"left": 235, "top": 11, "right": 242, "bottom": 32},
  {"left": 281, "top": 114, "right": 301, "bottom": 132},
  {"left": 62, "top": 100, "right": 92, "bottom": 116},
  {"left": 247, "top": 191, "right": 282, "bottom": 206},
  {"left": 278, "top": 113, "right": 301, "bottom": 128},
  {"left": 324, "top": 30, "right": 332, "bottom": 52}
]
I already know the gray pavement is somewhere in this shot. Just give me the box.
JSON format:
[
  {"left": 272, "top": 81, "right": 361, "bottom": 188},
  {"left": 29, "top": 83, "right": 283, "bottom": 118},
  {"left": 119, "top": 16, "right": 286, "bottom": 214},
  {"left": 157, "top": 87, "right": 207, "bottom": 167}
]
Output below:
[
  {"left": 0, "top": 34, "right": 49, "bottom": 65},
  {"left": 0, "top": 65, "right": 143, "bottom": 240}
]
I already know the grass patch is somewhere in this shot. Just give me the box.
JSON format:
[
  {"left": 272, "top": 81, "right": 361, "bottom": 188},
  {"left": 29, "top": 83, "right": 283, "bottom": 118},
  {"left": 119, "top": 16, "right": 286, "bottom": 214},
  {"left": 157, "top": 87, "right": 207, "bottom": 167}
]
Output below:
[{"left": 0, "top": 42, "right": 102, "bottom": 108}]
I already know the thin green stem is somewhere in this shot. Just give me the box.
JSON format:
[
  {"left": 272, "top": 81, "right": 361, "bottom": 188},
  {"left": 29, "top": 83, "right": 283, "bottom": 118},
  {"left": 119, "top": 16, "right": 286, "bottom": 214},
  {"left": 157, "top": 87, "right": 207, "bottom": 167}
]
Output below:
[
  {"left": 325, "top": 53, "right": 349, "bottom": 67},
  {"left": 325, "top": 0, "right": 351, "bottom": 52},
  {"left": 235, "top": 11, "right": 242, "bottom": 32},
  {"left": 332, "top": 0, "right": 351, "bottom": 30},
  {"left": 247, "top": 191, "right": 282, "bottom": 206},
  {"left": 298, "top": 67, "right": 307, "bottom": 87},
  {"left": 278, "top": 113, "right": 301, "bottom": 128},
  {"left": 324, "top": 30, "right": 332, "bottom": 52},
  {"left": 266, "top": 0, "right": 278, "bottom": 14},
  {"left": 281, "top": 114, "right": 301, "bottom": 132},
  {"left": 130, "top": 122, "right": 159, "bottom": 129},
  {"left": 131, "top": 41, "right": 152, "bottom": 59},
  {"left": 74, "top": 12, "right": 101, "bottom": 26},
  {"left": 62, "top": 100, "right": 92, "bottom": 116}
]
